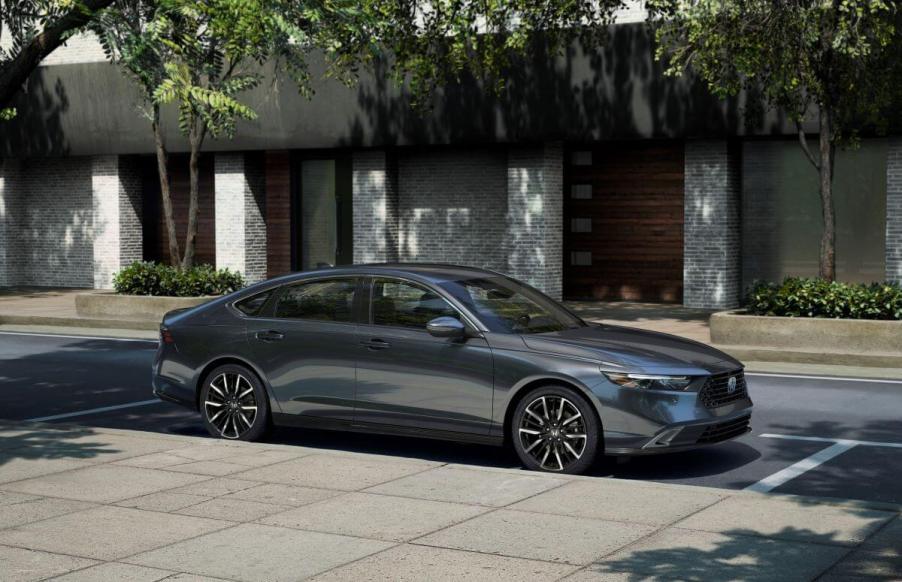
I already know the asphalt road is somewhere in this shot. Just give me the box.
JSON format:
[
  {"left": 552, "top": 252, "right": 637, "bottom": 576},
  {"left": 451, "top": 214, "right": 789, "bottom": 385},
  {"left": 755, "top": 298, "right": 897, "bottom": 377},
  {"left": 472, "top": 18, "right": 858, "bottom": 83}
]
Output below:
[{"left": 2, "top": 331, "right": 901, "bottom": 505}]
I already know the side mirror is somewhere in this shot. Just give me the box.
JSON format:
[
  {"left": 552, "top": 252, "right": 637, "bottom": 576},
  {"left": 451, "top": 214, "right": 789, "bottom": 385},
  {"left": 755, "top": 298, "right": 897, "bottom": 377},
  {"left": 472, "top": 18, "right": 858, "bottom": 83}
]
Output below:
[{"left": 426, "top": 316, "right": 466, "bottom": 339}]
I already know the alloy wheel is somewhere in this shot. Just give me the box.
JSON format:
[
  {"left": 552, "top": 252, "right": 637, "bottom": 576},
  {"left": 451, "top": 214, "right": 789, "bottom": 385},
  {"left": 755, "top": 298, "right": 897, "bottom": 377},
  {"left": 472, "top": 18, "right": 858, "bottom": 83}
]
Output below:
[
  {"left": 518, "top": 395, "right": 588, "bottom": 471},
  {"left": 204, "top": 372, "right": 258, "bottom": 439}
]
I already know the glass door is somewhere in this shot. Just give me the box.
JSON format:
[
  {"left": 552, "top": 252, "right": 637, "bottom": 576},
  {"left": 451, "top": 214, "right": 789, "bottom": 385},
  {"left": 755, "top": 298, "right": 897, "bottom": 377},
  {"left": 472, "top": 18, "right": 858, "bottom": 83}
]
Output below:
[{"left": 297, "top": 156, "right": 352, "bottom": 270}]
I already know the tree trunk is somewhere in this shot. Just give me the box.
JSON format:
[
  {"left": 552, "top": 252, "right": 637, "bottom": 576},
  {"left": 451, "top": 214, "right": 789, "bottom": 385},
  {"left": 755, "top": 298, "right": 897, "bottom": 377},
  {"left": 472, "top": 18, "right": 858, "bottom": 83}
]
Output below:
[
  {"left": 152, "top": 107, "right": 180, "bottom": 267},
  {"left": 182, "top": 123, "right": 203, "bottom": 269},
  {"left": 0, "top": 0, "right": 115, "bottom": 111},
  {"left": 818, "top": 107, "right": 836, "bottom": 281}
]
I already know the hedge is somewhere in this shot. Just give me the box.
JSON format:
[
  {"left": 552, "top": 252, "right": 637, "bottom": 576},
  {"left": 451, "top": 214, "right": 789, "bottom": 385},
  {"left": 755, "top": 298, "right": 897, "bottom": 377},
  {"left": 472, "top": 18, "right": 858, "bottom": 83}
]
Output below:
[
  {"left": 113, "top": 261, "right": 245, "bottom": 297},
  {"left": 745, "top": 278, "right": 902, "bottom": 320}
]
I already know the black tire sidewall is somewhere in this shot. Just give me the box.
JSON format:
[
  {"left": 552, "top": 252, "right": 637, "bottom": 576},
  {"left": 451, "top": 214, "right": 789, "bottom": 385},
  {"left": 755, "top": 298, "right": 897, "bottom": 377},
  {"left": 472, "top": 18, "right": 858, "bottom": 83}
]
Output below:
[
  {"left": 200, "top": 364, "right": 270, "bottom": 442},
  {"left": 511, "top": 385, "right": 601, "bottom": 474}
]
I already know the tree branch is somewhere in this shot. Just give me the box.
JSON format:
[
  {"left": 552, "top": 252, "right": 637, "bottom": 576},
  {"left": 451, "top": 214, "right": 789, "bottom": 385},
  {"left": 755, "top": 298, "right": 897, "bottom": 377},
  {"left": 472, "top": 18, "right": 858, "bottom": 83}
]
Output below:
[
  {"left": 0, "top": 0, "right": 116, "bottom": 111},
  {"left": 796, "top": 120, "right": 820, "bottom": 170}
]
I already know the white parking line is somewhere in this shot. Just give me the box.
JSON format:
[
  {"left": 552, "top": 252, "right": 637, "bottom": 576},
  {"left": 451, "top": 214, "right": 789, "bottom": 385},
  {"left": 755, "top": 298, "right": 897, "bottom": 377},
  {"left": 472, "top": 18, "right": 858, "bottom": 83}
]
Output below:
[
  {"left": 745, "top": 432, "right": 902, "bottom": 493},
  {"left": 745, "top": 440, "right": 859, "bottom": 493},
  {"left": 26, "top": 399, "right": 162, "bottom": 422},
  {"left": 746, "top": 372, "right": 902, "bottom": 385},
  {"left": 760, "top": 433, "right": 902, "bottom": 449},
  {"left": 0, "top": 331, "right": 158, "bottom": 344}
]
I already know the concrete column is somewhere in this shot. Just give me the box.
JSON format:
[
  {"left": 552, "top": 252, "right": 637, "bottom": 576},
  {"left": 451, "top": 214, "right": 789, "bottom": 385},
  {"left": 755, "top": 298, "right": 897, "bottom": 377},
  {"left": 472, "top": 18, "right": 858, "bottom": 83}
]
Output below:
[
  {"left": 684, "top": 140, "right": 742, "bottom": 309},
  {"left": 506, "top": 143, "right": 564, "bottom": 300},
  {"left": 887, "top": 138, "right": 902, "bottom": 284},
  {"left": 352, "top": 150, "right": 399, "bottom": 264},
  {"left": 214, "top": 153, "right": 267, "bottom": 283},
  {"left": 91, "top": 155, "right": 142, "bottom": 289}
]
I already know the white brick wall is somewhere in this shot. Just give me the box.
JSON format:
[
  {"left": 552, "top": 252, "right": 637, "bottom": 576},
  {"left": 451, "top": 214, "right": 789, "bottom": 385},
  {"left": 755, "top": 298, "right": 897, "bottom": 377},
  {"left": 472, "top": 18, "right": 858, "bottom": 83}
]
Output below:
[
  {"left": 0, "top": 155, "right": 141, "bottom": 288},
  {"left": 888, "top": 138, "right": 902, "bottom": 283},
  {"left": 214, "top": 153, "right": 267, "bottom": 283},
  {"left": 507, "top": 144, "right": 563, "bottom": 299},
  {"left": 397, "top": 149, "right": 509, "bottom": 271},
  {"left": 352, "top": 146, "right": 564, "bottom": 298},
  {"left": 684, "top": 140, "right": 741, "bottom": 309}
]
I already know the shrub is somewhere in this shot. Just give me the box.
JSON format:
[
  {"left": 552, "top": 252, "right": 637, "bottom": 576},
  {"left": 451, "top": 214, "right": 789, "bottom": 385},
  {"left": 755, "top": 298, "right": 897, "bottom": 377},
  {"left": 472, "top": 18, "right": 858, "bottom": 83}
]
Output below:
[
  {"left": 745, "top": 278, "right": 902, "bottom": 320},
  {"left": 113, "top": 261, "right": 245, "bottom": 297}
]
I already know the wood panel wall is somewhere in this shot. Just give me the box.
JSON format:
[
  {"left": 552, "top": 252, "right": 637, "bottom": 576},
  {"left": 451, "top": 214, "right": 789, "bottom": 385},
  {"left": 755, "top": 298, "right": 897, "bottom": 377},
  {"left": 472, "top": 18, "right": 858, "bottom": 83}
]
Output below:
[
  {"left": 564, "top": 142, "right": 685, "bottom": 302},
  {"left": 265, "top": 151, "right": 292, "bottom": 277},
  {"left": 142, "top": 154, "right": 216, "bottom": 267}
]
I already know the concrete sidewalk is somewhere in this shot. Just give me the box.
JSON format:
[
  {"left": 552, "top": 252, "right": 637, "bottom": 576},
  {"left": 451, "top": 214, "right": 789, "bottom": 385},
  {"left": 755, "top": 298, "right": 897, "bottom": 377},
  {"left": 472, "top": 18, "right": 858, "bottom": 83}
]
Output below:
[{"left": 0, "top": 422, "right": 899, "bottom": 581}]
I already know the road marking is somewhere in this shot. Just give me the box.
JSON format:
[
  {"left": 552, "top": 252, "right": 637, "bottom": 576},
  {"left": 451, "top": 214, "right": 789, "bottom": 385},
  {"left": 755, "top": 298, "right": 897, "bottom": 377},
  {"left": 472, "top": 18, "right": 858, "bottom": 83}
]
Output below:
[
  {"left": 760, "top": 433, "right": 902, "bottom": 449},
  {"left": 745, "top": 440, "right": 859, "bottom": 493},
  {"left": 0, "top": 331, "right": 158, "bottom": 344},
  {"left": 26, "top": 399, "right": 162, "bottom": 422},
  {"left": 746, "top": 372, "right": 902, "bottom": 385}
]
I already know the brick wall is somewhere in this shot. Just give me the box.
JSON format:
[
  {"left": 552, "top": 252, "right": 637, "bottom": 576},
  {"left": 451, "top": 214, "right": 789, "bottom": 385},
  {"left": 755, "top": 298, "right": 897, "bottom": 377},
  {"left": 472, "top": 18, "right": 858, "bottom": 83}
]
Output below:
[
  {"left": 507, "top": 144, "right": 563, "bottom": 299},
  {"left": 683, "top": 140, "right": 741, "bottom": 309},
  {"left": 352, "top": 146, "right": 564, "bottom": 298},
  {"left": 888, "top": 138, "right": 902, "bottom": 283},
  {"left": 352, "top": 151, "right": 399, "bottom": 263},
  {"left": 398, "top": 149, "right": 509, "bottom": 272},
  {"left": 0, "top": 156, "right": 142, "bottom": 288},
  {"left": 214, "top": 153, "right": 267, "bottom": 284}
]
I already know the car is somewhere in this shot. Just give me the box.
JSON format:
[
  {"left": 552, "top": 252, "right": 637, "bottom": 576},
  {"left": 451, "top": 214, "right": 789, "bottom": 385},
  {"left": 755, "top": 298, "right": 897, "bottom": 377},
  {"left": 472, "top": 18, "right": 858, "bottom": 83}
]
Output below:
[{"left": 153, "top": 264, "right": 752, "bottom": 474}]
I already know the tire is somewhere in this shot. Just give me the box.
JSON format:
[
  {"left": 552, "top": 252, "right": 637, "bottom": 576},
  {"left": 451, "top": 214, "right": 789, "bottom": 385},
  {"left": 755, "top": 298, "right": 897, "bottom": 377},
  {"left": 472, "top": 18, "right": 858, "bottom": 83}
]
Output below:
[
  {"left": 510, "top": 385, "right": 601, "bottom": 474},
  {"left": 199, "top": 364, "right": 270, "bottom": 441}
]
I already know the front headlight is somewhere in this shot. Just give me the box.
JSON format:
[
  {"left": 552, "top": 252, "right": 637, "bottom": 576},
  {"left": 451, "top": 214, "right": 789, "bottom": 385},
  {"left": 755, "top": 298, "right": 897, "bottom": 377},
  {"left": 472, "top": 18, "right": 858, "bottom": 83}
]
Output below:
[{"left": 604, "top": 372, "right": 692, "bottom": 391}]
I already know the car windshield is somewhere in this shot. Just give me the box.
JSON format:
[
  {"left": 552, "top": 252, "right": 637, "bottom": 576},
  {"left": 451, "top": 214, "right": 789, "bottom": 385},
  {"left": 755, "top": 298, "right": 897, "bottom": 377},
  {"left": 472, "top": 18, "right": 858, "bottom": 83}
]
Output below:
[{"left": 441, "top": 276, "right": 585, "bottom": 334}]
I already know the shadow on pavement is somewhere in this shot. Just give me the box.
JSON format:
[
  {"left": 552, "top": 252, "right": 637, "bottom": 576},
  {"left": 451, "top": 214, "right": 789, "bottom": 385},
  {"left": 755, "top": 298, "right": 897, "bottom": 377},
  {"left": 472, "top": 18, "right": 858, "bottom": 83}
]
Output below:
[{"left": 0, "top": 424, "right": 121, "bottom": 464}]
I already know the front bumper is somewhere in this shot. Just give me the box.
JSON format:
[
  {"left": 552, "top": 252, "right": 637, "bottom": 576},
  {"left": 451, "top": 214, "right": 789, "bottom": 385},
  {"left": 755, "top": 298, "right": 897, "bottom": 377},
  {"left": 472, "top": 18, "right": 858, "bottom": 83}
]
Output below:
[{"left": 604, "top": 409, "right": 752, "bottom": 455}]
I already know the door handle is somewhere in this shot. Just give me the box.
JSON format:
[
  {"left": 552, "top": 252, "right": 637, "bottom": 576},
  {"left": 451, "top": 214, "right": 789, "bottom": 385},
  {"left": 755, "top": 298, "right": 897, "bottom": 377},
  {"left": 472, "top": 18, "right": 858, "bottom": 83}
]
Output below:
[
  {"left": 361, "top": 338, "right": 391, "bottom": 350},
  {"left": 255, "top": 330, "right": 285, "bottom": 342}
]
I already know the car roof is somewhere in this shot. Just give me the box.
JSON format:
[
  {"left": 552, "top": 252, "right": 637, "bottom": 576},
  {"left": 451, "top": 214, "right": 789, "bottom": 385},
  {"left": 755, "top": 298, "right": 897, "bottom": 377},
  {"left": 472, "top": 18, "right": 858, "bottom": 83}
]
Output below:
[{"left": 271, "top": 263, "right": 504, "bottom": 285}]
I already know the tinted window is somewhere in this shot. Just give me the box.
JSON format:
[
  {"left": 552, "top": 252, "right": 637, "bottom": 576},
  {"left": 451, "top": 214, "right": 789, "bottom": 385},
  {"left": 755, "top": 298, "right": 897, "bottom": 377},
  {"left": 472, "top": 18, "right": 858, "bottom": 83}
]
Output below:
[
  {"left": 234, "top": 291, "right": 272, "bottom": 317},
  {"left": 372, "top": 278, "right": 458, "bottom": 329},
  {"left": 274, "top": 279, "right": 357, "bottom": 322},
  {"left": 441, "top": 277, "right": 584, "bottom": 334}
]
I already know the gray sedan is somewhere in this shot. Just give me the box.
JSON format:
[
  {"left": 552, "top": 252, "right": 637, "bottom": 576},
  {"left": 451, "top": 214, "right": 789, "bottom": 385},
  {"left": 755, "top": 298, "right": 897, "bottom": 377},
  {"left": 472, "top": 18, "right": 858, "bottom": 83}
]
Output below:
[{"left": 153, "top": 264, "right": 752, "bottom": 474}]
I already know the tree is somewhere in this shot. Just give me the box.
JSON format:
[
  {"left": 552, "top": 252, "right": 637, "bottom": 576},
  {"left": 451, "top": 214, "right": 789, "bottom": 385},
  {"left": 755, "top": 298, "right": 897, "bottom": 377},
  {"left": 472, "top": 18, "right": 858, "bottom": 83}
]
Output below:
[
  {"left": 647, "top": 0, "right": 900, "bottom": 281},
  {"left": 97, "top": 0, "right": 626, "bottom": 270},
  {"left": 1, "top": 0, "right": 115, "bottom": 119}
]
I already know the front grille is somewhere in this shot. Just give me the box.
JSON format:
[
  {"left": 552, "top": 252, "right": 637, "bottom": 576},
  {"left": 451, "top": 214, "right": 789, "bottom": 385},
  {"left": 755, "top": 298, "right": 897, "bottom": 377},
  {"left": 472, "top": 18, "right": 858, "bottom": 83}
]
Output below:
[
  {"left": 696, "top": 414, "right": 751, "bottom": 444},
  {"left": 699, "top": 370, "right": 748, "bottom": 408}
]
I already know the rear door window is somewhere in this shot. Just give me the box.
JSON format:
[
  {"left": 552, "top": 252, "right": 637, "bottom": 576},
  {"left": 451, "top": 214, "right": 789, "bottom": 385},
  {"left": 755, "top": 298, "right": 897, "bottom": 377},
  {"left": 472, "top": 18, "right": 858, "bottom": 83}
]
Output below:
[{"left": 274, "top": 279, "right": 358, "bottom": 322}]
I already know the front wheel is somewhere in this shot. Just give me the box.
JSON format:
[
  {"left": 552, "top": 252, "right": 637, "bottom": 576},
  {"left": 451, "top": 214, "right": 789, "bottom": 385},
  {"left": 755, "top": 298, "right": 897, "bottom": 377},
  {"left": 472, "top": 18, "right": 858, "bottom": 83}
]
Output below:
[
  {"left": 200, "top": 364, "right": 270, "bottom": 441},
  {"left": 511, "top": 386, "right": 601, "bottom": 474}
]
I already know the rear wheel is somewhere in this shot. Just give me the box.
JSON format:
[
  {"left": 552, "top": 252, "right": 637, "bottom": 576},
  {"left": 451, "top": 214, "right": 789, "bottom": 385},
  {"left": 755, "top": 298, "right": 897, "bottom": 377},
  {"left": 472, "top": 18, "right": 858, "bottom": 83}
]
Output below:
[
  {"left": 200, "top": 364, "right": 269, "bottom": 441},
  {"left": 511, "top": 385, "right": 600, "bottom": 474}
]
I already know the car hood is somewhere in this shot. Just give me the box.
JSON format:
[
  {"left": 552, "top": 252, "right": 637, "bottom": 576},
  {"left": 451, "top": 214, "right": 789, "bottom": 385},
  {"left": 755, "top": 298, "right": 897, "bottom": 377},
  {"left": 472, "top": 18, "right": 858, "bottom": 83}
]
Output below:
[{"left": 521, "top": 324, "right": 741, "bottom": 375}]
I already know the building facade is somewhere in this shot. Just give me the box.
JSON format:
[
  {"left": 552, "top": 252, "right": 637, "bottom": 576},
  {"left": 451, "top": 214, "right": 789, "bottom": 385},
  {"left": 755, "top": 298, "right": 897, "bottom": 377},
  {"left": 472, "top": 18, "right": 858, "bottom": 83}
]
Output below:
[{"left": 1, "top": 6, "right": 899, "bottom": 308}]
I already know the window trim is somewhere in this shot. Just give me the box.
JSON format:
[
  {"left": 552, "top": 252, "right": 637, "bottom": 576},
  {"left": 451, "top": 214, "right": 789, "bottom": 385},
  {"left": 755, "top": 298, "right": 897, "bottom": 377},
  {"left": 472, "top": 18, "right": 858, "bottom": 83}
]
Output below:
[{"left": 364, "top": 276, "right": 481, "bottom": 333}]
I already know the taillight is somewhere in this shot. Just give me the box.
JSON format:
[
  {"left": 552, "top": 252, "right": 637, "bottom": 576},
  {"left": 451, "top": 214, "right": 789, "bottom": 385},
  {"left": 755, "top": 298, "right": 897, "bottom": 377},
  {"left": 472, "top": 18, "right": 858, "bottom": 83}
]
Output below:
[{"left": 160, "top": 326, "right": 175, "bottom": 344}]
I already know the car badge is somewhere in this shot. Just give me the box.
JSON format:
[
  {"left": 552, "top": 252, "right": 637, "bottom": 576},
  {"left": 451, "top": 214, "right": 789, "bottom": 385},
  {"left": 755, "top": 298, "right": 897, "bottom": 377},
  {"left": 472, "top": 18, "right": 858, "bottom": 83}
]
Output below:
[{"left": 727, "top": 376, "right": 737, "bottom": 394}]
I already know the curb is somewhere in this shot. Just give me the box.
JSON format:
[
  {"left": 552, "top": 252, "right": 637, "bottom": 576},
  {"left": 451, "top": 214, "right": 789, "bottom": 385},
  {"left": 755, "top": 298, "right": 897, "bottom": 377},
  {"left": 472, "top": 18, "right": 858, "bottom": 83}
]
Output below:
[
  {"left": 715, "top": 344, "right": 902, "bottom": 368},
  {"left": 0, "top": 314, "right": 159, "bottom": 331}
]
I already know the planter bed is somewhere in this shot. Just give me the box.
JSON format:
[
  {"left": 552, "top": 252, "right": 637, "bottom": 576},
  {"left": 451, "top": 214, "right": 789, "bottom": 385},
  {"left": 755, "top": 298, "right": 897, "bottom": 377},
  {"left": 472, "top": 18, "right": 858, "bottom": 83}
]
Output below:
[
  {"left": 710, "top": 310, "right": 902, "bottom": 355},
  {"left": 75, "top": 292, "right": 217, "bottom": 322}
]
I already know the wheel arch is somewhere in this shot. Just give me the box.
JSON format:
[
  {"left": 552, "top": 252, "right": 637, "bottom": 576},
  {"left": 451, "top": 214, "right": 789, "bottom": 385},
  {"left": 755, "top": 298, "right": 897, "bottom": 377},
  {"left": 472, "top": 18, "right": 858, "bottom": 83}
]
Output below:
[
  {"left": 501, "top": 376, "right": 604, "bottom": 450},
  {"left": 194, "top": 356, "right": 276, "bottom": 413}
]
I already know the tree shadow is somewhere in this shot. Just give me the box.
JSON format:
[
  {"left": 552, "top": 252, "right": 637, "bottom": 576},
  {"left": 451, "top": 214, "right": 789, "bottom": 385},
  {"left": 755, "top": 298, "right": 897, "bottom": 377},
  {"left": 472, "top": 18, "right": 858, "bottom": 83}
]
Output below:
[
  {"left": 0, "top": 424, "right": 122, "bottom": 464},
  {"left": 0, "top": 68, "right": 70, "bottom": 156},
  {"left": 587, "top": 525, "right": 865, "bottom": 581}
]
